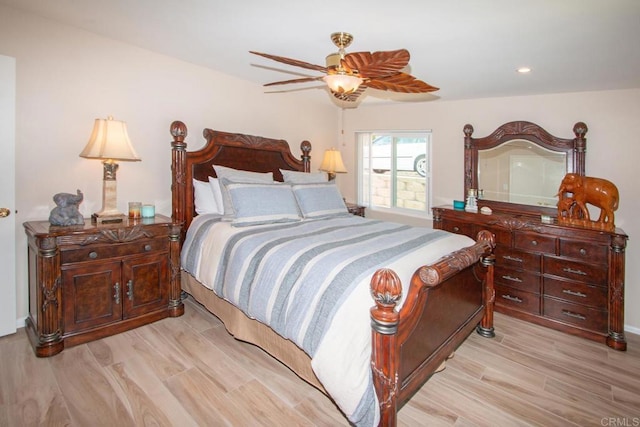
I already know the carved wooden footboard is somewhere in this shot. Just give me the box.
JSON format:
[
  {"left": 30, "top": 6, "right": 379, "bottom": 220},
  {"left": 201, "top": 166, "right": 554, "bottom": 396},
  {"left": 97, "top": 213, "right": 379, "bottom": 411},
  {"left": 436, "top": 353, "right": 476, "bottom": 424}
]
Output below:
[
  {"left": 169, "top": 121, "right": 495, "bottom": 426},
  {"left": 371, "top": 231, "right": 495, "bottom": 425}
]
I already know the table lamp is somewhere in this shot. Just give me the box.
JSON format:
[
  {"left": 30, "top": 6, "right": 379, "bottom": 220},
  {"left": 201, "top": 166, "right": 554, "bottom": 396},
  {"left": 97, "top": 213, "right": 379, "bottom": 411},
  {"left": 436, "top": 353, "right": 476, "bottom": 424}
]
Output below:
[
  {"left": 79, "top": 116, "right": 140, "bottom": 223},
  {"left": 319, "top": 148, "right": 347, "bottom": 181}
]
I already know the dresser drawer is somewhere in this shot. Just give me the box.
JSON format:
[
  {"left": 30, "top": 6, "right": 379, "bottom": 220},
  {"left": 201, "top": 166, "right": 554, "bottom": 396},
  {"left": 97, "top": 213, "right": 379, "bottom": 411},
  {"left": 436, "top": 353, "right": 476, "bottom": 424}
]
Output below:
[
  {"left": 479, "top": 226, "right": 511, "bottom": 246},
  {"left": 495, "top": 285, "right": 540, "bottom": 314},
  {"left": 543, "top": 297, "right": 606, "bottom": 333},
  {"left": 543, "top": 277, "right": 607, "bottom": 308},
  {"left": 61, "top": 238, "right": 168, "bottom": 264},
  {"left": 495, "top": 246, "right": 541, "bottom": 272},
  {"left": 559, "top": 240, "right": 607, "bottom": 264},
  {"left": 495, "top": 266, "right": 541, "bottom": 293},
  {"left": 514, "top": 232, "right": 556, "bottom": 254},
  {"left": 543, "top": 257, "right": 607, "bottom": 285},
  {"left": 440, "top": 220, "right": 473, "bottom": 237}
]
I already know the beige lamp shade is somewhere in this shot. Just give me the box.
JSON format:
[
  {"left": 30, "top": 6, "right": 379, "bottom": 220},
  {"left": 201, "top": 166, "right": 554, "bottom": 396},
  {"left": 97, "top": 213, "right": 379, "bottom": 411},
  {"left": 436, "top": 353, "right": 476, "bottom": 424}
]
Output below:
[
  {"left": 319, "top": 148, "right": 347, "bottom": 180},
  {"left": 80, "top": 116, "right": 140, "bottom": 161}
]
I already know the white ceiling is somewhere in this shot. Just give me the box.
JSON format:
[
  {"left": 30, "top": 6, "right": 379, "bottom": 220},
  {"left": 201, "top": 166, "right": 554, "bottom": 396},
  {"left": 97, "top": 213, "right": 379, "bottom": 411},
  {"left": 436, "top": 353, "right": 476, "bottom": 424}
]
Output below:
[{"left": 2, "top": 0, "right": 640, "bottom": 105}]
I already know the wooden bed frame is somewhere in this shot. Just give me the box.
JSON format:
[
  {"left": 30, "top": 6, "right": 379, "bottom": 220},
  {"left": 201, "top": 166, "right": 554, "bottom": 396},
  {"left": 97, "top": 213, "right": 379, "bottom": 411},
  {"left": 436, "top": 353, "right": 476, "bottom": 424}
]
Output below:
[{"left": 169, "top": 120, "right": 496, "bottom": 426}]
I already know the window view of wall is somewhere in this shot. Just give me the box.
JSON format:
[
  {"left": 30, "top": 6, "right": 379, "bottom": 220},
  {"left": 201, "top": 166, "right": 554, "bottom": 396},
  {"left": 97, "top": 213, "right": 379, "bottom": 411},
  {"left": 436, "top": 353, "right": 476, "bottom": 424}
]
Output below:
[{"left": 358, "top": 131, "right": 432, "bottom": 215}]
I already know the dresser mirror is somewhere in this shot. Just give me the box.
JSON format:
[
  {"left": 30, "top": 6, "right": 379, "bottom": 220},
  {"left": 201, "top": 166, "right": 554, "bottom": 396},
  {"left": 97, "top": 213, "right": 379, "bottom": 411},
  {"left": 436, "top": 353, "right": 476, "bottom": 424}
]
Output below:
[{"left": 464, "top": 121, "right": 587, "bottom": 215}]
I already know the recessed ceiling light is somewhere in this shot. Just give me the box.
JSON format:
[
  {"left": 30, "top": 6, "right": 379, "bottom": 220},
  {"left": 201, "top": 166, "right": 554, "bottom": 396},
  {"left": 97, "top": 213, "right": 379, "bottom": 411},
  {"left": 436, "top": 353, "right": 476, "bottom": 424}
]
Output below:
[{"left": 517, "top": 67, "right": 532, "bottom": 74}]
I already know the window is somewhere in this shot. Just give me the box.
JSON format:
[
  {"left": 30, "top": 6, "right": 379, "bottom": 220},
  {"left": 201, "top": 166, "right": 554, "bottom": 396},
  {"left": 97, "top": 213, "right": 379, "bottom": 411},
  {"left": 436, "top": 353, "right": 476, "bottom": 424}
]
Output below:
[{"left": 357, "top": 131, "right": 432, "bottom": 216}]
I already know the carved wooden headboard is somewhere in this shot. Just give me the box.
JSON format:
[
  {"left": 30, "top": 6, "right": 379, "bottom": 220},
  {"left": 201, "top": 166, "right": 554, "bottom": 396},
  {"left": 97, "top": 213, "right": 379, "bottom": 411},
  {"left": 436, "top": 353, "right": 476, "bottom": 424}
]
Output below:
[{"left": 169, "top": 121, "right": 312, "bottom": 238}]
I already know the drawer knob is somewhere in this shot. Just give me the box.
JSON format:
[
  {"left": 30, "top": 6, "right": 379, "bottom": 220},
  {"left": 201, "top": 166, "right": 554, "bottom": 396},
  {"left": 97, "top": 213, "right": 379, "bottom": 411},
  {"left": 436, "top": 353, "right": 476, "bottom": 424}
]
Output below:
[
  {"left": 531, "top": 240, "right": 538, "bottom": 246},
  {"left": 89, "top": 251, "right": 98, "bottom": 259},
  {"left": 453, "top": 226, "right": 460, "bottom": 232},
  {"left": 144, "top": 244, "right": 152, "bottom": 252},
  {"left": 580, "top": 248, "right": 587, "bottom": 256}
]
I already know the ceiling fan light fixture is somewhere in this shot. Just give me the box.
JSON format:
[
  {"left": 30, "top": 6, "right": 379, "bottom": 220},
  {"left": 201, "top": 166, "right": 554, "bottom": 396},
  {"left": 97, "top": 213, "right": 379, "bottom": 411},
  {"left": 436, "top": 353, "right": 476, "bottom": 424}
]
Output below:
[{"left": 323, "top": 73, "right": 363, "bottom": 94}]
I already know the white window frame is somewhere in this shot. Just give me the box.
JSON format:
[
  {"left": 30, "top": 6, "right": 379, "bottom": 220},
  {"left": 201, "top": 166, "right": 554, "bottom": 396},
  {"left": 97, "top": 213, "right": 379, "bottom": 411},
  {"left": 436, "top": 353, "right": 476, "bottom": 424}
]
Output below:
[{"left": 357, "top": 130, "right": 432, "bottom": 218}]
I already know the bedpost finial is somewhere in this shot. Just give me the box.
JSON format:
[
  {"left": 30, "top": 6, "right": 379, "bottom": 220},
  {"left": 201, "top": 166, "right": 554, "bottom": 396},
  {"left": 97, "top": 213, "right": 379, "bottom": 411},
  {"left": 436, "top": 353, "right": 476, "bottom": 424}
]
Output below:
[
  {"left": 573, "top": 122, "right": 588, "bottom": 138},
  {"left": 370, "top": 268, "right": 402, "bottom": 307},
  {"left": 170, "top": 121, "right": 188, "bottom": 143},
  {"left": 463, "top": 124, "right": 474, "bottom": 137}
]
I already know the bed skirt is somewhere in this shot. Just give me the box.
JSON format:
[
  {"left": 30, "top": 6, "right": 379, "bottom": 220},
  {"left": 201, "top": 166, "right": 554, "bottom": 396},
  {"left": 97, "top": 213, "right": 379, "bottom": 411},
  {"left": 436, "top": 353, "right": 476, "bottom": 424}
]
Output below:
[{"left": 181, "top": 271, "right": 326, "bottom": 393}]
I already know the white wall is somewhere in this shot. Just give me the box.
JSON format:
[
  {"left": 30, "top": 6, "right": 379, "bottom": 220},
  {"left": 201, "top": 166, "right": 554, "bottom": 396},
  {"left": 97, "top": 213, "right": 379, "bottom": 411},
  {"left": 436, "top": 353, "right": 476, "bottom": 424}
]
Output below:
[
  {"left": 343, "top": 89, "right": 640, "bottom": 332},
  {"left": 0, "top": 5, "right": 338, "bottom": 324}
]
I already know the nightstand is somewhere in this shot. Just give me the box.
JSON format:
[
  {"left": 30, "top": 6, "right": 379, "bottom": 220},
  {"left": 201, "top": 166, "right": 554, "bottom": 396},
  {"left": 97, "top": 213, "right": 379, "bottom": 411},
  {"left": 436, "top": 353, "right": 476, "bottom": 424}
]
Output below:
[
  {"left": 346, "top": 202, "right": 366, "bottom": 217},
  {"left": 23, "top": 215, "right": 184, "bottom": 357}
]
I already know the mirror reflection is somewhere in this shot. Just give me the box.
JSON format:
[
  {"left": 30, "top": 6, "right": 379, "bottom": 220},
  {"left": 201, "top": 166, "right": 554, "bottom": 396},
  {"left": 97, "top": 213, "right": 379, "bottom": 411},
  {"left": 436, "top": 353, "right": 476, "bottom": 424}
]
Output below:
[{"left": 478, "top": 140, "right": 566, "bottom": 208}]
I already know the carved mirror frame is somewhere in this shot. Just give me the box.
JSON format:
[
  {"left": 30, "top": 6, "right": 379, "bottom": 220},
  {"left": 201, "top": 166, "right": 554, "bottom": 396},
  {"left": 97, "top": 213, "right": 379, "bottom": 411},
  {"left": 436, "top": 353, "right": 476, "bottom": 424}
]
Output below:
[{"left": 464, "top": 121, "right": 587, "bottom": 216}]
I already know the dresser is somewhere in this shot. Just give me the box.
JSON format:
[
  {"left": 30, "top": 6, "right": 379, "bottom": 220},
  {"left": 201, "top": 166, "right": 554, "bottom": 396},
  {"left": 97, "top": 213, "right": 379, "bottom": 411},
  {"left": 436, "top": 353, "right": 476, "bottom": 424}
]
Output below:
[
  {"left": 24, "top": 215, "right": 184, "bottom": 357},
  {"left": 432, "top": 206, "right": 627, "bottom": 350}
]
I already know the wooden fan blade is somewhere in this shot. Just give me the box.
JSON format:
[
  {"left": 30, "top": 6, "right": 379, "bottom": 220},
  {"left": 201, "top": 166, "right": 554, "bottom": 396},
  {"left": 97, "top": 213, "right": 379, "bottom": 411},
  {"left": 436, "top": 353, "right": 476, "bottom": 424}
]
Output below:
[
  {"left": 332, "top": 85, "right": 367, "bottom": 102},
  {"left": 264, "top": 76, "right": 325, "bottom": 87},
  {"left": 343, "top": 49, "right": 410, "bottom": 78},
  {"left": 366, "top": 72, "right": 439, "bottom": 93},
  {"left": 250, "top": 51, "right": 327, "bottom": 73}
]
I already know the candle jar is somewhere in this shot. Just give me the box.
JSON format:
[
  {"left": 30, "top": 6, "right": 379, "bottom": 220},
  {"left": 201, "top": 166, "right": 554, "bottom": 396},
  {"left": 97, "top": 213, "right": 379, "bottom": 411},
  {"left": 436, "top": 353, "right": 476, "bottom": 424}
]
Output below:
[
  {"left": 128, "top": 202, "right": 142, "bottom": 219},
  {"left": 141, "top": 204, "right": 155, "bottom": 218}
]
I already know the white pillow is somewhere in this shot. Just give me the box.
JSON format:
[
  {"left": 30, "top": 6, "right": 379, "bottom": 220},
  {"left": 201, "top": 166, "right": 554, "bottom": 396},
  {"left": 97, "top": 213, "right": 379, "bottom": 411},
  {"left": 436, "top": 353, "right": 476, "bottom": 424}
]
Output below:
[
  {"left": 208, "top": 177, "right": 224, "bottom": 213},
  {"left": 225, "top": 181, "right": 301, "bottom": 227},
  {"left": 292, "top": 182, "right": 349, "bottom": 219},
  {"left": 280, "top": 169, "right": 328, "bottom": 184},
  {"left": 193, "top": 179, "right": 221, "bottom": 214},
  {"left": 213, "top": 165, "right": 274, "bottom": 217}
]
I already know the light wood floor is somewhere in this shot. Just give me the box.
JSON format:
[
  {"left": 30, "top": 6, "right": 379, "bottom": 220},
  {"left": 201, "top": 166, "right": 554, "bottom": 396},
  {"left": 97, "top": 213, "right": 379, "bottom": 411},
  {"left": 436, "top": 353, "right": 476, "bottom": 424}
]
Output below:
[{"left": 2, "top": 297, "right": 639, "bottom": 426}]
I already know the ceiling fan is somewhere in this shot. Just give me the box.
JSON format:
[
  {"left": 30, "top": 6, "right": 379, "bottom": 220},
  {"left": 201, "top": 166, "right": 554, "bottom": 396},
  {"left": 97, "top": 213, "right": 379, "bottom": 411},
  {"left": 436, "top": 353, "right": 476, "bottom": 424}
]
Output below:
[{"left": 250, "top": 32, "right": 439, "bottom": 103}]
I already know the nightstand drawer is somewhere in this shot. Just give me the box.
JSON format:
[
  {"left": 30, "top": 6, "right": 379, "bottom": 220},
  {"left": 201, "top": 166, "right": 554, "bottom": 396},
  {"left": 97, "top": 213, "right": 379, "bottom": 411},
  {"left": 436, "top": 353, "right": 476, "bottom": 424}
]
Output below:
[{"left": 61, "top": 239, "right": 168, "bottom": 264}]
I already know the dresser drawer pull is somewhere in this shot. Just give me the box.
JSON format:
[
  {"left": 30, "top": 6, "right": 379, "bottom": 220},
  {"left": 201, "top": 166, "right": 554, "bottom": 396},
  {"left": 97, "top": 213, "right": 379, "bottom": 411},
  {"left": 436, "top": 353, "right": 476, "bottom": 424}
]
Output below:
[
  {"left": 562, "top": 309, "right": 586, "bottom": 321},
  {"left": 89, "top": 251, "right": 98, "bottom": 259},
  {"left": 501, "top": 294, "right": 523, "bottom": 303},
  {"left": 144, "top": 244, "right": 152, "bottom": 252},
  {"left": 502, "top": 255, "right": 523, "bottom": 263},
  {"left": 563, "top": 267, "right": 587, "bottom": 276},
  {"left": 114, "top": 282, "right": 120, "bottom": 305},
  {"left": 580, "top": 248, "right": 587, "bottom": 256},
  {"left": 452, "top": 226, "right": 460, "bottom": 232},
  {"left": 562, "top": 289, "right": 587, "bottom": 298},
  {"left": 530, "top": 240, "right": 538, "bottom": 246},
  {"left": 501, "top": 275, "right": 523, "bottom": 283},
  {"left": 126, "top": 280, "right": 134, "bottom": 301}
]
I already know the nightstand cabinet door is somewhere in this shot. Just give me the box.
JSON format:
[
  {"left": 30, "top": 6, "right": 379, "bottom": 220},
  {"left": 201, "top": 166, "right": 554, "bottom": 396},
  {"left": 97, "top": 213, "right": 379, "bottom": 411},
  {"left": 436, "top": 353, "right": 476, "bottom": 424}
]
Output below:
[
  {"left": 62, "top": 260, "right": 122, "bottom": 334},
  {"left": 122, "top": 252, "right": 169, "bottom": 318}
]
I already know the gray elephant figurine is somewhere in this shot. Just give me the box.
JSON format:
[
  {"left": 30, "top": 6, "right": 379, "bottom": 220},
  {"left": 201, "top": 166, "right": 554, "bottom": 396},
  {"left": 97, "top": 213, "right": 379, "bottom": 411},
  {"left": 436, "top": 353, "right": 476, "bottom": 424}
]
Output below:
[{"left": 49, "top": 190, "right": 85, "bottom": 226}]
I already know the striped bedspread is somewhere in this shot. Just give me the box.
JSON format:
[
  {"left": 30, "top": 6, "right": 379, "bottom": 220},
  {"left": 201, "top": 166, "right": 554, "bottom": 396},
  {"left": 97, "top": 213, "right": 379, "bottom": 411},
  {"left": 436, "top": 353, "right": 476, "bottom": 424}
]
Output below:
[{"left": 182, "top": 214, "right": 475, "bottom": 426}]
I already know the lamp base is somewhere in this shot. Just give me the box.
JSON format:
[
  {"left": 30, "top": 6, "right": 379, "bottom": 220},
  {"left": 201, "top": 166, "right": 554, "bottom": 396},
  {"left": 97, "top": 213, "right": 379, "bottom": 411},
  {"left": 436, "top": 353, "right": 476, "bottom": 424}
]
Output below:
[{"left": 91, "top": 212, "right": 125, "bottom": 224}]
